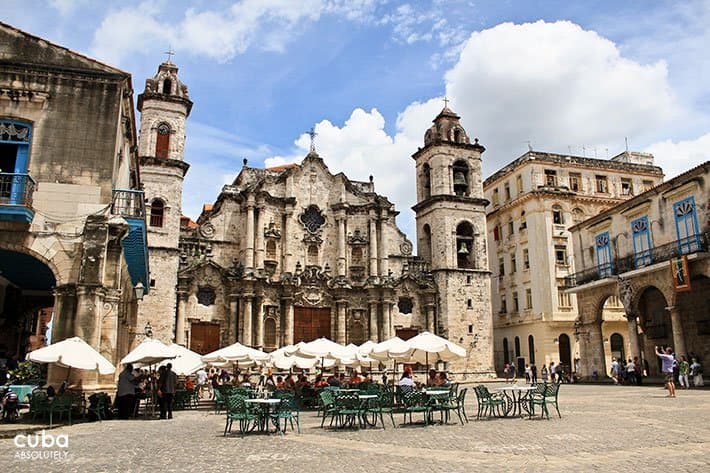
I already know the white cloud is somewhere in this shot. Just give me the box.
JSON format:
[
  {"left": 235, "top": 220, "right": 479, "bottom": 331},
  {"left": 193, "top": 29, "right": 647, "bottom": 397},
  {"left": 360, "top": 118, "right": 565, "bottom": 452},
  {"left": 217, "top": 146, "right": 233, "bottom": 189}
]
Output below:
[
  {"left": 49, "top": 0, "right": 91, "bottom": 16},
  {"left": 644, "top": 132, "right": 710, "bottom": 180},
  {"left": 90, "top": 0, "right": 382, "bottom": 65},
  {"left": 444, "top": 20, "right": 680, "bottom": 175}
]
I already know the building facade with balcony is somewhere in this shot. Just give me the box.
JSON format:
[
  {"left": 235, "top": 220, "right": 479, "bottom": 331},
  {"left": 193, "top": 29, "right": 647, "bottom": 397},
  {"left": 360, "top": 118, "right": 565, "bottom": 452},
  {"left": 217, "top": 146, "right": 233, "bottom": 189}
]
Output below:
[
  {"left": 566, "top": 161, "right": 710, "bottom": 379},
  {"left": 484, "top": 150, "right": 664, "bottom": 376},
  {"left": 0, "top": 23, "right": 148, "bottom": 390}
]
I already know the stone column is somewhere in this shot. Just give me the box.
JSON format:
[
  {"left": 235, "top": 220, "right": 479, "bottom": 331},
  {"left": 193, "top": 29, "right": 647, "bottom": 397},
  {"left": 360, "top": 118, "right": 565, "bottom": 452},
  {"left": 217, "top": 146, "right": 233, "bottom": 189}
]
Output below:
[
  {"left": 255, "top": 297, "right": 264, "bottom": 349},
  {"left": 255, "top": 205, "right": 265, "bottom": 269},
  {"left": 245, "top": 202, "right": 255, "bottom": 270},
  {"left": 337, "top": 216, "right": 347, "bottom": 277},
  {"left": 668, "top": 306, "right": 687, "bottom": 357},
  {"left": 75, "top": 286, "right": 101, "bottom": 348},
  {"left": 369, "top": 213, "right": 378, "bottom": 277},
  {"left": 369, "top": 300, "right": 379, "bottom": 341},
  {"left": 242, "top": 295, "right": 253, "bottom": 346},
  {"left": 175, "top": 291, "right": 188, "bottom": 345},
  {"left": 282, "top": 210, "right": 292, "bottom": 272},
  {"left": 626, "top": 313, "right": 641, "bottom": 362},
  {"left": 283, "top": 297, "right": 294, "bottom": 345},
  {"left": 382, "top": 299, "right": 392, "bottom": 340},
  {"left": 337, "top": 300, "right": 347, "bottom": 344},
  {"left": 588, "top": 321, "right": 606, "bottom": 378},
  {"left": 378, "top": 215, "right": 388, "bottom": 277},
  {"left": 425, "top": 303, "right": 436, "bottom": 334},
  {"left": 228, "top": 295, "right": 239, "bottom": 344}
]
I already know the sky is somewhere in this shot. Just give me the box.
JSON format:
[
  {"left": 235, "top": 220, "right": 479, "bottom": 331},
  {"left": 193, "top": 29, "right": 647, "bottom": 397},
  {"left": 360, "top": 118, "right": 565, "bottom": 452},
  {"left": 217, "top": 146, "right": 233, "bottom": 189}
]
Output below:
[{"left": 4, "top": 0, "right": 710, "bottom": 240}]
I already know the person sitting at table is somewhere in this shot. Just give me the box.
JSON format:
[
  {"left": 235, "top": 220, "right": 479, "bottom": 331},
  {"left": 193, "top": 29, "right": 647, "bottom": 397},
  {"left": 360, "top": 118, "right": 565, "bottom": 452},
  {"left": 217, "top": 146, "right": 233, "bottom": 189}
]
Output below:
[
  {"left": 437, "top": 372, "right": 451, "bottom": 388},
  {"left": 362, "top": 372, "right": 372, "bottom": 384},
  {"left": 399, "top": 370, "right": 415, "bottom": 387},
  {"left": 284, "top": 374, "right": 296, "bottom": 390},
  {"left": 427, "top": 369, "right": 438, "bottom": 386},
  {"left": 314, "top": 374, "right": 329, "bottom": 388},
  {"left": 184, "top": 377, "right": 195, "bottom": 391},
  {"left": 349, "top": 371, "right": 363, "bottom": 385},
  {"left": 338, "top": 373, "right": 346, "bottom": 386},
  {"left": 240, "top": 374, "right": 252, "bottom": 388},
  {"left": 275, "top": 376, "right": 286, "bottom": 389},
  {"left": 327, "top": 371, "right": 340, "bottom": 387},
  {"left": 295, "top": 374, "right": 311, "bottom": 389}
]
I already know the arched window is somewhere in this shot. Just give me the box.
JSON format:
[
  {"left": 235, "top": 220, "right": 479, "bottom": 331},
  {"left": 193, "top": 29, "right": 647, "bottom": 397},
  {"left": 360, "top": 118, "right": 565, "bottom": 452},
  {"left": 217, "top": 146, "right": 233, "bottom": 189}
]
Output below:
[
  {"left": 422, "top": 163, "right": 431, "bottom": 198},
  {"left": 502, "top": 338, "right": 510, "bottom": 364},
  {"left": 422, "top": 224, "right": 432, "bottom": 263},
  {"left": 552, "top": 204, "right": 564, "bottom": 225},
  {"left": 264, "top": 318, "right": 277, "bottom": 349},
  {"left": 155, "top": 122, "right": 171, "bottom": 159},
  {"left": 528, "top": 335, "right": 535, "bottom": 364},
  {"left": 162, "top": 78, "right": 172, "bottom": 95},
  {"left": 558, "top": 333, "right": 571, "bottom": 368},
  {"left": 514, "top": 336, "right": 521, "bottom": 357},
  {"left": 456, "top": 221, "right": 474, "bottom": 269},
  {"left": 351, "top": 247, "right": 363, "bottom": 266},
  {"left": 307, "top": 244, "right": 319, "bottom": 265},
  {"left": 149, "top": 199, "right": 165, "bottom": 227},
  {"left": 265, "top": 240, "right": 277, "bottom": 261},
  {"left": 610, "top": 333, "right": 625, "bottom": 362},
  {"left": 452, "top": 160, "right": 469, "bottom": 196}
]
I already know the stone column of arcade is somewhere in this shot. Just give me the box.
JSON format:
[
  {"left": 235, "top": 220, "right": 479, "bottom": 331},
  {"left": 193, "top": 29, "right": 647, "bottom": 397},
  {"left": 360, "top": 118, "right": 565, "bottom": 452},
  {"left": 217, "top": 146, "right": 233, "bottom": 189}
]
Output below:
[
  {"left": 626, "top": 313, "right": 642, "bottom": 362},
  {"left": 667, "top": 306, "right": 687, "bottom": 357}
]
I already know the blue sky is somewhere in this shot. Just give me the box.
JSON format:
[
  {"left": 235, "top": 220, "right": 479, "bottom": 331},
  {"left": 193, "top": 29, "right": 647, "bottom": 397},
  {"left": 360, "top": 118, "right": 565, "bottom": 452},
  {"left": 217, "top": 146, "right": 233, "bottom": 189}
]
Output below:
[{"left": 4, "top": 1, "right": 710, "bottom": 240}]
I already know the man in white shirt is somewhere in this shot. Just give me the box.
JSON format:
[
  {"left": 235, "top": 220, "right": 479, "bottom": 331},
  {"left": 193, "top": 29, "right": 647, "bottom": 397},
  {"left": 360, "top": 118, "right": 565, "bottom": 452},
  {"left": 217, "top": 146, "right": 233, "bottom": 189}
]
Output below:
[
  {"left": 656, "top": 346, "right": 676, "bottom": 397},
  {"left": 398, "top": 371, "right": 415, "bottom": 387}
]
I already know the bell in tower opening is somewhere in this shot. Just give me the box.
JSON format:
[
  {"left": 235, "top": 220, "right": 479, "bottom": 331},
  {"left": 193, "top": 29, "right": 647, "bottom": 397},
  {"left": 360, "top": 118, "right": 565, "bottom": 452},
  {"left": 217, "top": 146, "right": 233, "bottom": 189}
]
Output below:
[{"left": 452, "top": 160, "right": 469, "bottom": 196}]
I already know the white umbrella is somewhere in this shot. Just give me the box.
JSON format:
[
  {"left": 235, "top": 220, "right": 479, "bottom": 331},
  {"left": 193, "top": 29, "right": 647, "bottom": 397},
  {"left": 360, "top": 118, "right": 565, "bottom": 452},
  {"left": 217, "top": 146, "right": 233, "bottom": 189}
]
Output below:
[
  {"left": 269, "top": 343, "right": 335, "bottom": 370},
  {"left": 201, "top": 342, "right": 268, "bottom": 366},
  {"left": 28, "top": 336, "right": 115, "bottom": 375},
  {"left": 159, "top": 344, "right": 204, "bottom": 376},
  {"left": 358, "top": 340, "right": 376, "bottom": 355},
  {"left": 121, "top": 338, "right": 176, "bottom": 366},
  {"left": 402, "top": 331, "right": 467, "bottom": 364},
  {"left": 369, "top": 336, "right": 412, "bottom": 361},
  {"left": 290, "top": 337, "right": 348, "bottom": 359}
]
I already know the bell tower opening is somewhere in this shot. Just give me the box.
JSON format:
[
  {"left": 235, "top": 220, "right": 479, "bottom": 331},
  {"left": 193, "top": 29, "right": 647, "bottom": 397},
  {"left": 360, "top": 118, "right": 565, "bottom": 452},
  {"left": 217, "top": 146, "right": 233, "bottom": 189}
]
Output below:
[
  {"left": 162, "top": 78, "right": 172, "bottom": 95},
  {"left": 452, "top": 160, "right": 469, "bottom": 196},
  {"left": 456, "top": 221, "right": 474, "bottom": 269}
]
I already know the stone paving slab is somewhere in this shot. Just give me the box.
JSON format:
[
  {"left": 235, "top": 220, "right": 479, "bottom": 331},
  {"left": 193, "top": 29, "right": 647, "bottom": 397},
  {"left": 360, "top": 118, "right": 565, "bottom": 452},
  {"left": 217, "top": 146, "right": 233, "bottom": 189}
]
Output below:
[{"left": 0, "top": 384, "right": 708, "bottom": 472}]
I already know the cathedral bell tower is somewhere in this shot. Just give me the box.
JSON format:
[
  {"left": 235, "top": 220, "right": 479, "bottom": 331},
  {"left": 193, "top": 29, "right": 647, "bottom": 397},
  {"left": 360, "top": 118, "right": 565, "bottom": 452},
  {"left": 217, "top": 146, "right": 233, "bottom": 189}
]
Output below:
[
  {"left": 412, "top": 104, "right": 494, "bottom": 376},
  {"left": 136, "top": 60, "right": 192, "bottom": 345}
]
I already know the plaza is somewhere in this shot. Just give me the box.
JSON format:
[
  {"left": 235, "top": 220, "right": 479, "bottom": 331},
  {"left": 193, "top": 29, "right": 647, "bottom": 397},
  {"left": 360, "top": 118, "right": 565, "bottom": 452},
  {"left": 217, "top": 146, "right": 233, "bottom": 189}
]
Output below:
[{"left": 1, "top": 383, "right": 709, "bottom": 472}]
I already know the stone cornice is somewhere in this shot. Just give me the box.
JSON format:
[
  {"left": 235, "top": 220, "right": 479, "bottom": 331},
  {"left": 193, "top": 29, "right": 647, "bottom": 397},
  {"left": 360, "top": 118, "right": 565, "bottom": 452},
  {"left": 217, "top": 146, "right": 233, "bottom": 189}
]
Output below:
[
  {"left": 412, "top": 194, "right": 489, "bottom": 212},
  {"left": 139, "top": 156, "right": 190, "bottom": 176}
]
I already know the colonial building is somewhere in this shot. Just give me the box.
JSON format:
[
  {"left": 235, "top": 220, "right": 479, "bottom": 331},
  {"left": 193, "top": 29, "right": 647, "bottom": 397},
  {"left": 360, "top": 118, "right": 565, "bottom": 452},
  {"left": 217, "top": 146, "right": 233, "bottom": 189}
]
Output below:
[
  {"left": 148, "top": 102, "right": 494, "bottom": 375},
  {"left": 566, "top": 161, "right": 709, "bottom": 378},
  {"left": 0, "top": 23, "right": 148, "bottom": 389},
  {"left": 483, "top": 150, "right": 663, "bottom": 374}
]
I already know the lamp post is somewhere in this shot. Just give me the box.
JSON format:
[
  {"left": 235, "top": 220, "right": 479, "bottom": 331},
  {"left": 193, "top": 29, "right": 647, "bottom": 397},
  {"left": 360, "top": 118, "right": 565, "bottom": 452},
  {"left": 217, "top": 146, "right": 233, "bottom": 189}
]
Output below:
[
  {"left": 134, "top": 281, "right": 145, "bottom": 301},
  {"left": 144, "top": 322, "right": 153, "bottom": 338}
]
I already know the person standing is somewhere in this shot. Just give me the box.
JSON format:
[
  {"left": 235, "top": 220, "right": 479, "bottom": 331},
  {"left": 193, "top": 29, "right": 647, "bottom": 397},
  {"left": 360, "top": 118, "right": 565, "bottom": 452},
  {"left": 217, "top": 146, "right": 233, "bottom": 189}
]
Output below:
[
  {"left": 656, "top": 346, "right": 676, "bottom": 398},
  {"left": 626, "top": 358, "right": 637, "bottom": 386},
  {"left": 610, "top": 358, "right": 620, "bottom": 385},
  {"left": 541, "top": 365, "right": 548, "bottom": 383},
  {"left": 159, "top": 363, "right": 178, "bottom": 419},
  {"left": 549, "top": 362, "right": 556, "bottom": 383},
  {"left": 678, "top": 356, "right": 690, "bottom": 389},
  {"left": 530, "top": 364, "right": 538, "bottom": 384},
  {"left": 690, "top": 358, "right": 704, "bottom": 387},
  {"left": 116, "top": 363, "right": 139, "bottom": 419},
  {"left": 509, "top": 363, "right": 517, "bottom": 382}
]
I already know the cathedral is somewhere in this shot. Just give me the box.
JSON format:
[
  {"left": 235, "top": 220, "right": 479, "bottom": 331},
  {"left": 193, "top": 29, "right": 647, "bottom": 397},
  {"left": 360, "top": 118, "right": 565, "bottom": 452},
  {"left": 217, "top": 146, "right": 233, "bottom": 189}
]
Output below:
[{"left": 137, "top": 61, "right": 495, "bottom": 376}]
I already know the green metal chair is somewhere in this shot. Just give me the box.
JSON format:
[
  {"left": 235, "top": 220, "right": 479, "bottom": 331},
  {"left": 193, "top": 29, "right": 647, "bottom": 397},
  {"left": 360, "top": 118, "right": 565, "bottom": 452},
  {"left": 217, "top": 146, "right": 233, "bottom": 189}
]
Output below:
[
  {"left": 402, "top": 390, "right": 430, "bottom": 425},
  {"left": 529, "top": 383, "right": 561, "bottom": 419},
  {"left": 333, "top": 392, "right": 363, "bottom": 429},
  {"left": 318, "top": 390, "right": 338, "bottom": 428},
  {"left": 48, "top": 395, "right": 73, "bottom": 428},
  {"left": 29, "top": 391, "right": 50, "bottom": 422},
  {"left": 270, "top": 394, "right": 300, "bottom": 434},
  {"left": 369, "top": 389, "right": 397, "bottom": 429},
  {"left": 473, "top": 385, "right": 504, "bottom": 420},
  {"left": 224, "top": 395, "right": 259, "bottom": 436}
]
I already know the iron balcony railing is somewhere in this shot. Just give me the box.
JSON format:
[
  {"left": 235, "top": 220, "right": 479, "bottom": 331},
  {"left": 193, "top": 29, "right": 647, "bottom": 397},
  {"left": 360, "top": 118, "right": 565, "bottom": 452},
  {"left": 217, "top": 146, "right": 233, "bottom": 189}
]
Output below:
[
  {"left": 564, "top": 231, "right": 710, "bottom": 288},
  {"left": 0, "top": 172, "right": 36, "bottom": 207},
  {"left": 110, "top": 189, "right": 145, "bottom": 219}
]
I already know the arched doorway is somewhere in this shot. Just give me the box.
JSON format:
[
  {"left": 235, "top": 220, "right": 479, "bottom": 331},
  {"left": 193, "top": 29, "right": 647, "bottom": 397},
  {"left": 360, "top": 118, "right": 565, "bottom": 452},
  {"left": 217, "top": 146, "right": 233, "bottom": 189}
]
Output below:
[
  {"left": 0, "top": 248, "right": 56, "bottom": 360},
  {"left": 528, "top": 335, "right": 535, "bottom": 365},
  {"left": 610, "top": 333, "right": 625, "bottom": 362},
  {"left": 558, "top": 334, "right": 571, "bottom": 369},
  {"left": 638, "top": 286, "right": 671, "bottom": 375},
  {"left": 502, "top": 338, "right": 510, "bottom": 364}
]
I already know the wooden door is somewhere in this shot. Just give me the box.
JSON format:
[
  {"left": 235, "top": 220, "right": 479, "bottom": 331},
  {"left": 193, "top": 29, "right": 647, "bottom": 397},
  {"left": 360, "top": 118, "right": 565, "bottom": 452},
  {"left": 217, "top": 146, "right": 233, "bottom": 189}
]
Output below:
[
  {"left": 190, "top": 322, "right": 220, "bottom": 354},
  {"left": 293, "top": 307, "right": 331, "bottom": 343},
  {"left": 396, "top": 328, "right": 418, "bottom": 341}
]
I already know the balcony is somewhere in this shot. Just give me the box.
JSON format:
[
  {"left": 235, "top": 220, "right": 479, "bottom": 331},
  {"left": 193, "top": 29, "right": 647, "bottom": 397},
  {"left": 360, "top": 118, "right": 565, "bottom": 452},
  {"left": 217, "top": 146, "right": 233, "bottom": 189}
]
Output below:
[
  {"left": 564, "top": 232, "right": 709, "bottom": 289},
  {"left": 111, "top": 189, "right": 149, "bottom": 295},
  {"left": 0, "top": 173, "right": 36, "bottom": 223}
]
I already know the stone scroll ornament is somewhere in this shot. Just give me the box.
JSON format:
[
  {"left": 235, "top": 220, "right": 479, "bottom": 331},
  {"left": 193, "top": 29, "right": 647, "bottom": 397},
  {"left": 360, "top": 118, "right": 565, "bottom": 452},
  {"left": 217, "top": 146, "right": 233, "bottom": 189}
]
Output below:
[
  {"left": 617, "top": 278, "right": 635, "bottom": 316},
  {"left": 199, "top": 222, "right": 216, "bottom": 239}
]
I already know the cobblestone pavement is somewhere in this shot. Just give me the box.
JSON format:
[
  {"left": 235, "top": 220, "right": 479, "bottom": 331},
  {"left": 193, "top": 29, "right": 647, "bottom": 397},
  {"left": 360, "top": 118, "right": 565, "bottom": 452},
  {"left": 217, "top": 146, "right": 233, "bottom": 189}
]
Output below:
[{"left": 0, "top": 384, "right": 708, "bottom": 472}]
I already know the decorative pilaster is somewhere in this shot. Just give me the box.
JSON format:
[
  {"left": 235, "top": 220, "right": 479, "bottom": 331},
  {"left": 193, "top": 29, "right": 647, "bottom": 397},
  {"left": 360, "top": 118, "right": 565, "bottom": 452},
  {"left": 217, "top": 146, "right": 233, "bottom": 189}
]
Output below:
[
  {"left": 369, "top": 300, "right": 379, "bottom": 341},
  {"left": 378, "top": 215, "right": 388, "bottom": 276},
  {"left": 175, "top": 291, "right": 188, "bottom": 345},
  {"left": 382, "top": 299, "right": 393, "bottom": 340},
  {"left": 336, "top": 300, "right": 347, "bottom": 344},
  {"left": 425, "top": 303, "right": 436, "bottom": 334},
  {"left": 283, "top": 297, "right": 294, "bottom": 345},
  {"left": 242, "top": 294, "right": 253, "bottom": 346},
  {"left": 245, "top": 201, "right": 255, "bottom": 270},
  {"left": 369, "top": 212, "right": 378, "bottom": 277},
  {"left": 255, "top": 297, "right": 264, "bottom": 349},
  {"left": 228, "top": 295, "right": 239, "bottom": 344},
  {"left": 255, "top": 204, "right": 265, "bottom": 269},
  {"left": 337, "top": 216, "right": 347, "bottom": 277}
]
